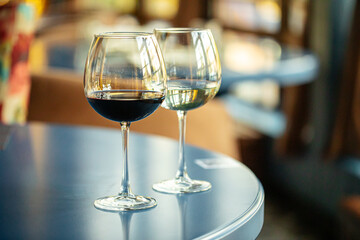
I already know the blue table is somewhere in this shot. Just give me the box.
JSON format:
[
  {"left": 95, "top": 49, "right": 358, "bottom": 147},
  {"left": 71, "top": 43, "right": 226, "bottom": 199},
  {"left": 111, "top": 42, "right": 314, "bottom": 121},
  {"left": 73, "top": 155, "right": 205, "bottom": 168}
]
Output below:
[{"left": 0, "top": 123, "right": 264, "bottom": 239}]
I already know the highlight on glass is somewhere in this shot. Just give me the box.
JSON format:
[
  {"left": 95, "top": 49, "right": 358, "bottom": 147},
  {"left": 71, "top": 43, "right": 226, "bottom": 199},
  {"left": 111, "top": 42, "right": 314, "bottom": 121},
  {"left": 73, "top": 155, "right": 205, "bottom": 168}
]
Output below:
[
  {"left": 152, "top": 28, "right": 222, "bottom": 194},
  {"left": 84, "top": 32, "right": 167, "bottom": 211}
]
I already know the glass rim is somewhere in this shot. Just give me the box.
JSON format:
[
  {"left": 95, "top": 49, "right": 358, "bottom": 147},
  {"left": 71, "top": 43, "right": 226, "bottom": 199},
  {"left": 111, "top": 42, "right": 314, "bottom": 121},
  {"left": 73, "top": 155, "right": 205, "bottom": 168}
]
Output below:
[
  {"left": 94, "top": 32, "right": 154, "bottom": 38},
  {"left": 154, "top": 28, "right": 210, "bottom": 33}
]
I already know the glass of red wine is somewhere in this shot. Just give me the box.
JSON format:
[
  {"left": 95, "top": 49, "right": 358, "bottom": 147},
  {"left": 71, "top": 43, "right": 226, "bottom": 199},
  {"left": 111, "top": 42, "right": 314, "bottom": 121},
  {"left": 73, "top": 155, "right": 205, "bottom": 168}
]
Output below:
[{"left": 84, "top": 32, "right": 167, "bottom": 211}]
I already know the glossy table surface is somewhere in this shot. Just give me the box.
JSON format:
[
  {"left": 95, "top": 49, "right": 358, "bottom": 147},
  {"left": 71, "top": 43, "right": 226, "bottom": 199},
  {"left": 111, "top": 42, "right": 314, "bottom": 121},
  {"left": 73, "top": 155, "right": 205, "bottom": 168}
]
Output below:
[{"left": 0, "top": 123, "right": 264, "bottom": 240}]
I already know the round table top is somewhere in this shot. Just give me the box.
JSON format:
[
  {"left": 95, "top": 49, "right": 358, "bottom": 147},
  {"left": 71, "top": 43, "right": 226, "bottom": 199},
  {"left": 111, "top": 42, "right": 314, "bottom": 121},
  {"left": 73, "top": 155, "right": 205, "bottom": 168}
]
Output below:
[{"left": 0, "top": 123, "right": 264, "bottom": 239}]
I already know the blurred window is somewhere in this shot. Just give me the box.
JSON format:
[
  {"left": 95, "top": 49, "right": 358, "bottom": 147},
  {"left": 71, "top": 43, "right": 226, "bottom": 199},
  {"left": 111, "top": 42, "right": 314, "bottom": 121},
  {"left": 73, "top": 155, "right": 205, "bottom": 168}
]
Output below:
[
  {"left": 288, "top": 0, "right": 309, "bottom": 37},
  {"left": 143, "top": 0, "right": 180, "bottom": 20},
  {"left": 214, "top": 0, "right": 281, "bottom": 33},
  {"left": 213, "top": 0, "right": 309, "bottom": 46},
  {"left": 76, "top": 0, "right": 137, "bottom": 14}
]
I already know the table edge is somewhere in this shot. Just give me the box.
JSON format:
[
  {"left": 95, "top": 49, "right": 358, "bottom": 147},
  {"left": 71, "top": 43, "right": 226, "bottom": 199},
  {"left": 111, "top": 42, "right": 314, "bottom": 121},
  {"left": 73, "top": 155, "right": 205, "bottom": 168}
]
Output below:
[{"left": 194, "top": 180, "right": 265, "bottom": 240}]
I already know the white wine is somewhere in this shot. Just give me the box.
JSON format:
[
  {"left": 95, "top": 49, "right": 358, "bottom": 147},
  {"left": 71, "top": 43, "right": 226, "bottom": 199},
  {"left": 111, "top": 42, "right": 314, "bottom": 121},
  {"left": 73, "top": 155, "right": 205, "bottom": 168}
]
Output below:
[{"left": 162, "top": 80, "right": 220, "bottom": 111}]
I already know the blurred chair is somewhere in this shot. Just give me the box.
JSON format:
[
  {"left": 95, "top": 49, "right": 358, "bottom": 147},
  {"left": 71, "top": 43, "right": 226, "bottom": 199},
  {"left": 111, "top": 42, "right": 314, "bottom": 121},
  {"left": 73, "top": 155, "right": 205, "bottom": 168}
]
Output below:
[{"left": 211, "top": 0, "right": 318, "bottom": 179}]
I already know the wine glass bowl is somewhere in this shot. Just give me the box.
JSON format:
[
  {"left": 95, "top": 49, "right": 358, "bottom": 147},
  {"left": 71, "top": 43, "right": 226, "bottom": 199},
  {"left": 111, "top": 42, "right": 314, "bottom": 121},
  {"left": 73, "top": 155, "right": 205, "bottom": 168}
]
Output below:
[
  {"left": 84, "top": 32, "right": 166, "bottom": 211},
  {"left": 152, "top": 28, "right": 221, "bottom": 194}
]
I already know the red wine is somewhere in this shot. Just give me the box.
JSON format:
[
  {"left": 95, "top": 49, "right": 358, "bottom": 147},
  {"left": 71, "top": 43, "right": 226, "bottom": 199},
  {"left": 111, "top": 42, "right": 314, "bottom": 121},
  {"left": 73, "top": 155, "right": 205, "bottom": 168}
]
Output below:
[{"left": 87, "top": 90, "right": 164, "bottom": 122}]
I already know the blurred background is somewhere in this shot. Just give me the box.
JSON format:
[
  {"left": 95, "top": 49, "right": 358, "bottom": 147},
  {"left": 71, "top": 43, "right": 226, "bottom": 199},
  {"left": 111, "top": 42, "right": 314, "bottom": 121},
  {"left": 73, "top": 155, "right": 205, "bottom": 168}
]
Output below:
[{"left": 1, "top": 0, "right": 360, "bottom": 239}]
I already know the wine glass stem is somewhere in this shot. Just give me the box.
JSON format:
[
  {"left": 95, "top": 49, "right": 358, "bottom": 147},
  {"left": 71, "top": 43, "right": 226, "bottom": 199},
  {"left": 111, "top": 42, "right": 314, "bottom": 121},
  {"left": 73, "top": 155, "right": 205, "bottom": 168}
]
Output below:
[
  {"left": 120, "top": 122, "right": 133, "bottom": 196},
  {"left": 176, "top": 111, "right": 190, "bottom": 181}
]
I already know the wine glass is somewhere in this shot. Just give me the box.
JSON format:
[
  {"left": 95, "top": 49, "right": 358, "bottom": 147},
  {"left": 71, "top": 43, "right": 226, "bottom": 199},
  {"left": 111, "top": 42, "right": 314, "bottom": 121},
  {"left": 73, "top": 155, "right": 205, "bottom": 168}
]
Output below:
[
  {"left": 152, "top": 28, "right": 221, "bottom": 193},
  {"left": 84, "top": 32, "right": 167, "bottom": 211}
]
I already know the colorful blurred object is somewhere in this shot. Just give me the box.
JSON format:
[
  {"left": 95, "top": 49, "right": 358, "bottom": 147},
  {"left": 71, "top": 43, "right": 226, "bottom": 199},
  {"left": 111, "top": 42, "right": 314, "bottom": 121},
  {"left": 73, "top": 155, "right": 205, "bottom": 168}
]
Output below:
[
  {"left": 24, "top": 0, "right": 46, "bottom": 18},
  {"left": 0, "top": 3, "right": 35, "bottom": 124}
]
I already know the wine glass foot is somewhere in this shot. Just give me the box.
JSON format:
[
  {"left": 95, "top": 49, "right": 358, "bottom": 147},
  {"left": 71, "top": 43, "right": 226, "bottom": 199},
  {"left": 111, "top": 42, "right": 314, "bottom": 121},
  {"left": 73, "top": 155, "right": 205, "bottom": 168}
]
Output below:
[
  {"left": 153, "top": 178, "right": 211, "bottom": 194},
  {"left": 94, "top": 194, "right": 157, "bottom": 211}
]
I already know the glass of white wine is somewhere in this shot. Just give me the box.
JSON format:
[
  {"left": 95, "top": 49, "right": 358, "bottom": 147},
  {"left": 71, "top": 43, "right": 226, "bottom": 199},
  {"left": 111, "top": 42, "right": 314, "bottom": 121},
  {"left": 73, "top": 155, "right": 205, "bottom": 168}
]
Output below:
[{"left": 152, "top": 28, "right": 221, "bottom": 194}]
